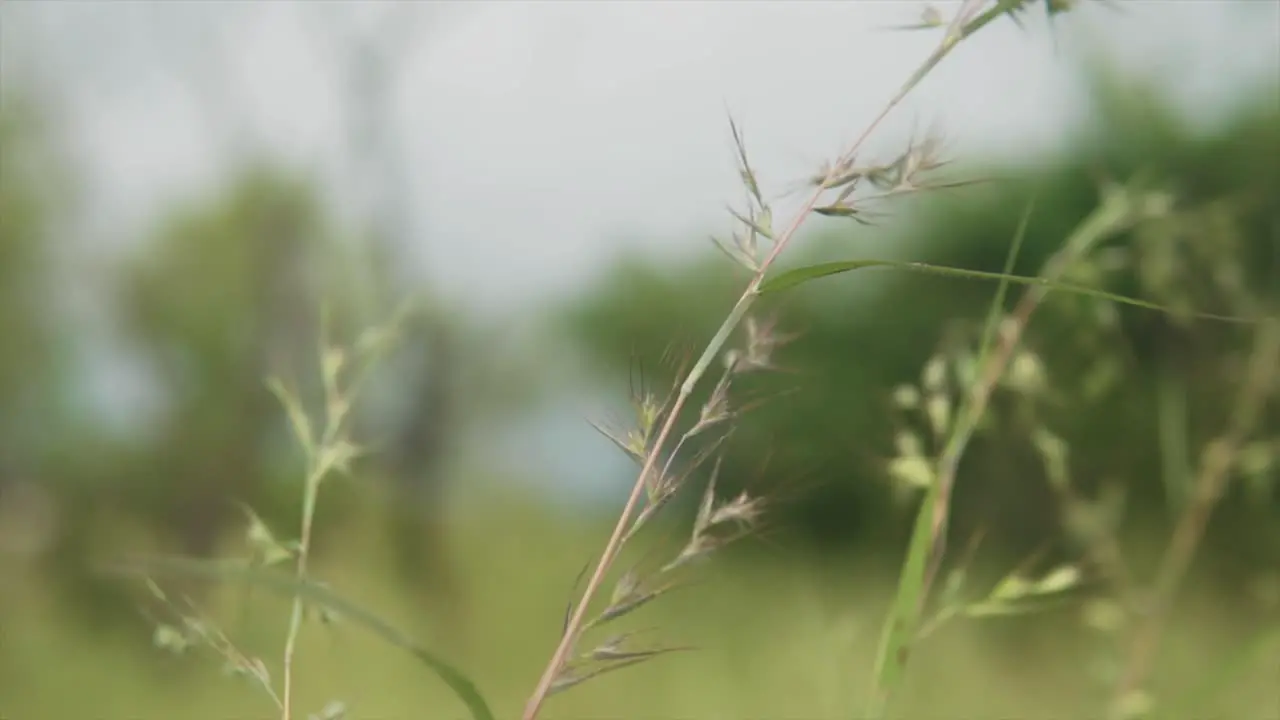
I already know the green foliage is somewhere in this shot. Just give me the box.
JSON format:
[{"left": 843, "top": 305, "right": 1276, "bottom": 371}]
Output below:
[{"left": 30, "top": 163, "right": 377, "bottom": 640}]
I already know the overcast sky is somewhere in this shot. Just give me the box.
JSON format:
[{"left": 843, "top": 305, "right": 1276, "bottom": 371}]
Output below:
[
  {"left": 3, "top": 1, "right": 1277, "bottom": 503},
  {"left": 5, "top": 1, "right": 1277, "bottom": 316}
]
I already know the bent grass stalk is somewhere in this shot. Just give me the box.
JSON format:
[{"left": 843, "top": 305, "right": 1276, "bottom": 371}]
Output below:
[{"left": 521, "top": 3, "right": 1036, "bottom": 718}]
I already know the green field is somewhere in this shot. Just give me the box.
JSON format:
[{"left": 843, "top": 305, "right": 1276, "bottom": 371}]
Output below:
[{"left": 5, "top": 494, "right": 1276, "bottom": 720}]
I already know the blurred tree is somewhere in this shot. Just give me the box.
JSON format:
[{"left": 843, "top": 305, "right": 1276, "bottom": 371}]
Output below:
[
  {"left": 0, "top": 87, "right": 72, "bottom": 565},
  {"left": 11, "top": 4, "right": 536, "bottom": 652},
  {"left": 33, "top": 159, "right": 391, "bottom": 646},
  {"left": 114, "top": 165, "right": 358, "bottom": 562}
]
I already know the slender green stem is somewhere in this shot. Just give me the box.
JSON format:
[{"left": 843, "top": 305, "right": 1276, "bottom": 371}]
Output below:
[
  {"left": 924, "top": 187, "right": 1138, "bottom": 601},
  {"left": 281, "top": 438, "right": 335, "bottom": 720},
  {"left": 868, "top": 183, "right": 1141, "bottom": 719},
  {"left": 281, "top": 323, "right": 348, "bottom": 720},
  {"left": 682, "top": 294, "right": 756, "bottom": 396}
]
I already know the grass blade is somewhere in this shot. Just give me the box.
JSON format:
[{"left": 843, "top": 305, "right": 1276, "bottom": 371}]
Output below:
[
  {"left": 866, "top": 481, "right": 935, "bottom": 717},
  {"left": 974, "top": 198, "right": 1034, "bottom": 371},
  {"left": 758, "top": 258, "right": 1261, "bottom": 325},
  {"left": 868, "top": 198, "right": 1029, "bottom": 718},
  {"left": 102, "top": 556, "right": 496, "bottom": 720}
]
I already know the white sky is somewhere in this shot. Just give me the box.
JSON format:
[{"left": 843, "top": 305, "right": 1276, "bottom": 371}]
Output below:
[
  {"left": 6, "top": 1, "right": 1276, "bottom": 316},
  {"left": 2, "top": 1, "right": 1277, "bottom": 503}
]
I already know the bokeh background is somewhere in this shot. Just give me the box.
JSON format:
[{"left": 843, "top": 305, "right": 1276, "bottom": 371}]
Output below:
[{"left": 2, "top": 2, "right": 1278, "bottom": 718}]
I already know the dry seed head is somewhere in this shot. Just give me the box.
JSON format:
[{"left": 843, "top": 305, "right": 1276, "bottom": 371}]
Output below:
[
  {"left": 691, "top": 376, "right": 733, "bottom": 437},
  {"left": 319, "top": 439, "right": 364, "bottom": 478},
  {"left": 671, "top": 489, "right": 764, "bottom": 574},
  {"left": 712, "top": 234, "right": 760, "bottom": 272},
  {"left": 813, "top": 155, "right": 862, "bottom": 189},
  {"left": 729, "top": 204, "right": 774, "bottom": 245},
  {"left": 593, "top": 580, "right": 677, "bottom": 626},
  {"left": 990, "top": 575, "right": 1035, "bottom": 602},
  {"left": 610, "top": 569, "right": 639, "bottom": 607},
  {"left": 865, "top": 165, "right": 897, "bottom": 191},
  {"left": 693, "top": 459, "right": 721, "bottom": 534},
  {"left": 892, "top": 384, "right": 921, "bottom": 410},
  {"left": 739, "top": 314, "right": 794, "bottom": 373},
  {"left": 1034, "top": 565, "right": 1082, "bottom": 594},
  {"left": 925, "top": 393, "right": 951, "bottom": 437},
  {"left": 895, "top": 430, "right": 924, "bottom": 459},
  {"left": 951, "top": 349, "right": 979, "bottom": 389},
  {"left": 624, "top": 477, "right": 678, "bottom": 541},
  {"left": 666, "top": 533, "right": 716, "bottom": 572},
  {"left": 153, "top": 624, "right": 192, "bottom": 654},
  {"left": 1110, "top": 690, "right": 1155, "bottom": 720},
  {"left": 322, "top": 346, "right": 346, "bottom": 387},
  {"left": 755, "top": 206, "right": 774, "bottom": 239},
  {"left": 1006, "top": 351, "right": 1047, "bottom": 396},
  {"left": 627, "top": 427, "right": 648, "bottom": 460},
  {"left": 547, "top": 669, "right": 586, "bottom": 696},
  {"left": 634, "top": 389, "right": 664, "bottom": 437},
  {"left": 736, "top": 229, "right": 758, "bottom": 264},
  {"left": 941, "top": 567, "right": 967, "bottom": 605},
  {"left": 812, "top": 202, "right": 877, "bottom": 226},
  {"left": 588, "top": 417, "right": 641, "bottom": 462},
  {"left": 889, "top": 454, "right": 935, "bottom": 490},
  {"left": 706, "top": 491, "right": 764, "bottom": 529},
  {"left": 241, "top": 505, "right": 293, "bottom": 566},
  {"left": 894, "top": 129, "right": 949, "bottom": 190},
  {"left": 999, "top": 314, "right": 1020, "bottom": 344},
  {"left": 1032, "top": 427, "right": 1070, "bottom": 491},
  {"left": 1081, "top": 597, "right": 1127, "bottom": 634},
  {"left": 589, "top": 633, "right": 635, "bottom": 662},
  {"left": 587, "top": 631, "right": 686, "bottom": 663},
  {"left": 309, "top": 700, "right": 348, "bottom": 720},
  {"left": 922, "top": 355, "right": 948, "bottom": 393}
]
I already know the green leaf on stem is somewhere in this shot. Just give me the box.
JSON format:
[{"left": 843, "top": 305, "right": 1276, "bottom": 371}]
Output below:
[{"left": 758, "top": 258, "right": 1261, "bottom": 325}]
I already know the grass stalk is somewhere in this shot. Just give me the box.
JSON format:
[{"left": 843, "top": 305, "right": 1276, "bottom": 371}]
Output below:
[
  {"left": 868, "top": 179, "right": 1148, "bottom": 717},
  {"left": 523, "top": 4, "right": 1037, "bottom": 719}
]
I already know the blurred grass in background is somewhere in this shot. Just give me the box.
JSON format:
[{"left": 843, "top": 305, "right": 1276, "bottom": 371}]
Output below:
[{"left": 6, "top": 493, "right": 1276, "bottom": 719}]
